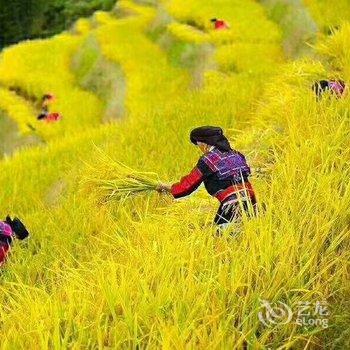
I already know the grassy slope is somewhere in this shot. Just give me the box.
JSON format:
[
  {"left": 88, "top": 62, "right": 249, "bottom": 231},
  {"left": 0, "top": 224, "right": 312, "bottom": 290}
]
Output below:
[
  {"left": 260, "top": 0, "right": 318, "bottom": 58},
  {"left": 303, "top": 0, "right": 350, "bottom": 32},
  {"left": 0, "top": 0, "right": 349, "bottom": 348},
  {"left": 0, "top": 33, "right": 103, "bottom": 140}
]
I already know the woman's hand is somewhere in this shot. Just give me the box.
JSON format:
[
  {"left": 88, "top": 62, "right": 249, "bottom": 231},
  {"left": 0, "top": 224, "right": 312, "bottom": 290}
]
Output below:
[{"left": 157, "top": 184, "right": 172, "bottom": 193}]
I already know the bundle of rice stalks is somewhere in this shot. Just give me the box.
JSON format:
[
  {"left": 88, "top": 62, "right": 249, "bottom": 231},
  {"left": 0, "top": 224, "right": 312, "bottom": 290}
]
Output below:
[
  {"left": 84, "top": 147, "right": 162, "bottom": 203},
  {"left": 95, "top": 173, "right": 161, "bottom": 202}
]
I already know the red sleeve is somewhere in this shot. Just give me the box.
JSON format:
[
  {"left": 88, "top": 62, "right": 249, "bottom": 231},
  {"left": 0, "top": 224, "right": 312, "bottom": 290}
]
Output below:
[
  {"left": 0, "top": 244, "right": 10, "bottom": 266},
  {"left": 171, "top": 167, "right": 203, "bottom": 199}
]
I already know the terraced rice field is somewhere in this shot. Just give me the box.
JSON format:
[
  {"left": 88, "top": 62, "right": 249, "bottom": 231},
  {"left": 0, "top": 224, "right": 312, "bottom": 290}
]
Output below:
[{"left": 0, "top": 0, "right": 349, "bottom": 348}]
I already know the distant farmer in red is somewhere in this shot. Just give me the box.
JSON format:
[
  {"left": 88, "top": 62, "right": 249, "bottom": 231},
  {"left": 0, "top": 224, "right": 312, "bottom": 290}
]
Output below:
[
  {"left": 158, "top": 126, "right": 256, "bottom": 229},
  {"left": 37, "top": 93, "right": 62, "bottom": 123},
  {"left": 0, "top": 216, "right": 30, "bottom": 266},
  {"left": 211, "top": 18, "right": 230, "bottom": 30}
]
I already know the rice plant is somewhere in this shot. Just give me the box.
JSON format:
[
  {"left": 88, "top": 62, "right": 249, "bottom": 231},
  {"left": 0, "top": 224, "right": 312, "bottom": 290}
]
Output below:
[{"left": 84, "top": 148, "right": 161, "bottom": 202}]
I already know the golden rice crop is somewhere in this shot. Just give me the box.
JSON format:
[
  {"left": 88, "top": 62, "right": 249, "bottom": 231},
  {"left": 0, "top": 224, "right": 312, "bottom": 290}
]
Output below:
[
  {"left": 304, "top": 0, "right": 350, "bottom": 31},
  {"left": 0, "top": 32, "right": 103, "bottom": 141},
  {"left": 84, "top": 149, "right": 161, "bottom": 202},
  {"left": 0, "top": 0, "right": 349, "bottom": 348}
]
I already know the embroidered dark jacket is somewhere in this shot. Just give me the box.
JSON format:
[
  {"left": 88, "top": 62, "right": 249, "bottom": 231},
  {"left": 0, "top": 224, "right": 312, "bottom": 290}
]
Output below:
[{"left": 171, "top": 148, "right": 252, "bottom": 200}]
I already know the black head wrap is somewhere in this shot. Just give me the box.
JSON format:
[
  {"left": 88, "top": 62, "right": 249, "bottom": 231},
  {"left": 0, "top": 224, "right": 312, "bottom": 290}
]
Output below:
[
  {"left": 6, "top": 216, "right": 30, "bottom": 240},
  {"left": 312, "top": 80, "right": 330, "bottom": 97},
  {"left": 190, "top": 126, "right": 232, "bottom": 152}
]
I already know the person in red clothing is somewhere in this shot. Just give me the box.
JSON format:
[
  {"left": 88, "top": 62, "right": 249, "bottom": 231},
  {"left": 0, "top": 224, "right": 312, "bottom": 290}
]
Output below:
[
  {"left": 211, "top": 18, "right": 230, "bottom": 30},
  {"left": 44, "top": 112, "right": 62, "bottom": 123},
  {"left": 37, "top": 93, "right": 62, "bottom": 123},
  {"left": 0, "top": 216, "right": 30, "bottom": 266},
  {"left": 158, "top": 126, "right": 256, "bottom": 229}
]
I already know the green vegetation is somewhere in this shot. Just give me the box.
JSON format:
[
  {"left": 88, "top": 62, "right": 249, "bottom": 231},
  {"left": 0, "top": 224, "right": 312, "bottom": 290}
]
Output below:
[
  {"left": 261, "top": 0, "right": 317, "bottom": 58},
  {"left": 303, "top": 0, "right": 350, "bottom": 33},
  {"left": 0, "top": 0, "right": 116, "bottom": 48},
  {"left": 72, "top": 35, "right": 126, "bottom": 120},
  {"left": 0, "top": 111, "right": 41, "bottom": 157}
]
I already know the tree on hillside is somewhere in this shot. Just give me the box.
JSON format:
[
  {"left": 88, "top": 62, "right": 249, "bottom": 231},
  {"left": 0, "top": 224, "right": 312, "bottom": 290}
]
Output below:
[
  {"left": 0, "top": 0, "right": 50, "bottom": 47},
  {"left": 0, "top": 0, "right": 116, "bottom": 49}
]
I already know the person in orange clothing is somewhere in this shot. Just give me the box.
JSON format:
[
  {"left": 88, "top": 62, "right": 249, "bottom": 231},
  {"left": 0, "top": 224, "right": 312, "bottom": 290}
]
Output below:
[{"left": 158, "top": 126, "right": 256, "bottom": 230}]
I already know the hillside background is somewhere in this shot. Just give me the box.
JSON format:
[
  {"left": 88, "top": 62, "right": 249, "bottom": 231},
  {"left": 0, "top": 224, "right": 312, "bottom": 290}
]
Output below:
[{"left": 0, "top": 0, "right": 115, "bottom": 48}]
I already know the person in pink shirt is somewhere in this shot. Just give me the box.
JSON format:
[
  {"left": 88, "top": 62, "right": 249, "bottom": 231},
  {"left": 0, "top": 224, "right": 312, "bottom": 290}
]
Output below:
[
  {"left": 0, "top": 216, "right": 30, "bottom": 266},
  {"left": 312, "top": 80, "right": 347, "bottom": 99}
]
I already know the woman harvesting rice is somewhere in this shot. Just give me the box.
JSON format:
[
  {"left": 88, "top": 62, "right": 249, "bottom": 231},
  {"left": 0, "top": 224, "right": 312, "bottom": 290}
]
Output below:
[{"left": 158, "top": 126, "right": 257, "bottom": 229}]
